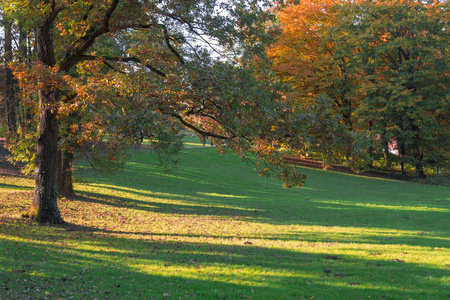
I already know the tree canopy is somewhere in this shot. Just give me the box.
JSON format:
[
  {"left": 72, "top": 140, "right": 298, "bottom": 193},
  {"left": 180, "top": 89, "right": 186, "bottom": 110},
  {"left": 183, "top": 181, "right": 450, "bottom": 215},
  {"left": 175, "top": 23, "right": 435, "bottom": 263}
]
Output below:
[
  {"left": 268, "top": 0, "right": 449, "bottom": 175},
  {"left": 3, "top": 0, "right": 447, "bottom": 224},
  {"left": 1, "top": 0, "right": 316, "bottom": 224}
]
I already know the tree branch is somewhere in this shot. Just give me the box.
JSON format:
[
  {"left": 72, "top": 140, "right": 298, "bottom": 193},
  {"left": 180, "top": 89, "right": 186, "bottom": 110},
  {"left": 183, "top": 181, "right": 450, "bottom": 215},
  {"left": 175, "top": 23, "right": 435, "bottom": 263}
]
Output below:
[
  {"left": 102, "top": 60, "right": 127, "bottom": 74},
  {"left": 161, "top": 25, "right": 185, "bottom": 65},
  {"left": 60, "top": 0, "right": 120, "bottom": 71},
  {"left": 172, "top": 113, "right": 229, "bottom": 139},
  {"left": 72, "top": 55, "right": 167, "bottom": 77},
  {"left": 104, "top": 56, "right": 167, "bottom": 77}
]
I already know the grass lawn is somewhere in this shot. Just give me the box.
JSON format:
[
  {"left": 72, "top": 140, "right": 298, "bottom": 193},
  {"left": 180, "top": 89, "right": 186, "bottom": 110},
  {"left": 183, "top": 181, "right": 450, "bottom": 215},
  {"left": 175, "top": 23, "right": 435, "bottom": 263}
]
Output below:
[{"left": 1, "top": 141, "right": 449, "bottom": 299}]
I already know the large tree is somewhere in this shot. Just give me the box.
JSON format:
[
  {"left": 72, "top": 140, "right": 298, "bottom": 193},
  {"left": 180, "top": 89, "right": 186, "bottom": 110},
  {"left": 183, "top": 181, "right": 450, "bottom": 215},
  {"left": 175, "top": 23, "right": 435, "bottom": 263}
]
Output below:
[
  {"left": 266, "top": 0, "right": 366, "bottom": 165},
  {"left": 268, "top": 0, "right": 354, "bottom": 122},
  {"left": 268, "top": 0, "right": 449, "bottom": 174},
  {"left": 330, "top": 0, "right": 450, "bottom": 176},
  {"left": 3, "top": 0, "right": 315, "bottom": 224}
]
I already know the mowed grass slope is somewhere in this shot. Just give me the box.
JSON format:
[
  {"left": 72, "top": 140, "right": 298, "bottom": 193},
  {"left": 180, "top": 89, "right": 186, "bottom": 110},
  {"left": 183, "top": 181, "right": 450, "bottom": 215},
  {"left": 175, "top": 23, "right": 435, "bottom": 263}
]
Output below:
[{"left": 0, "top": 143, "right": 449, "bottom": 299}]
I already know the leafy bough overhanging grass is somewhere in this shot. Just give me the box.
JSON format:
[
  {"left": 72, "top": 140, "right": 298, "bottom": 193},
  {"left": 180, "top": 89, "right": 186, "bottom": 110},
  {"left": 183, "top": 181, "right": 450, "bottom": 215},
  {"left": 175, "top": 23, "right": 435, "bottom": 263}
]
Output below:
[{"left": 1, "top": 145, "right": 449, "bottom": 299}]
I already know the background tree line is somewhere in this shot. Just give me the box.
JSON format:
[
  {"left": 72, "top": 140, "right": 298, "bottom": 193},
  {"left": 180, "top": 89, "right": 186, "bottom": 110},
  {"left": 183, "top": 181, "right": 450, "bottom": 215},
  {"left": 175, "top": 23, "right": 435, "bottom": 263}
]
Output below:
[{"left": 268, "top": 0, "right": 449, "bottom": 177}]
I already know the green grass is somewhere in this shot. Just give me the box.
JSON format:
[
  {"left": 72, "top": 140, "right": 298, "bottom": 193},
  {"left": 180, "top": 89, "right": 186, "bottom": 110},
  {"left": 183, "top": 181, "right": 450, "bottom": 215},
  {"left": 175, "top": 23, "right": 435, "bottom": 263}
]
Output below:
[{"left": 1, "top": 143, "right": 449, "bottom": 299}]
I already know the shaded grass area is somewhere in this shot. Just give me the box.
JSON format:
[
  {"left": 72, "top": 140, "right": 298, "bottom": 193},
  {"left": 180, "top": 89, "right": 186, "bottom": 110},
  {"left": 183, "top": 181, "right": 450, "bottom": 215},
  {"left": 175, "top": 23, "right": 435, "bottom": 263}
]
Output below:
[{"left": 1, "top": 145, "right": 449, "bottom": 299}]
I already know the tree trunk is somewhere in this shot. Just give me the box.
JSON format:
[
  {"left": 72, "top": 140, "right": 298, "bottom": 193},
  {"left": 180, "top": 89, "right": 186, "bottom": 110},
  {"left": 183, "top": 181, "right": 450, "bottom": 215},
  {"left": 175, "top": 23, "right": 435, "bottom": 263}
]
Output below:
[
  {"left": 4, "top": 20, "right": 17, "bottom": 134},
  {"left": 57, "top": 150, "right": 63, "bottom": 195},
  {"left": 415, "top": 153, "right": 425, "bottom": 179},
  {"left": 29, "top": 89, "right": 63, "bottom": 224},
  {"left": 28, "top": 6, "right": 63, "bottom": 224},
  {"left": 59, "top": 149, "right": 75, "bottom": 198},
  {"left": 398, "top": 140, "right": 406, "bottom": 176},
  {"left": 383, "top": 140, "right": 390, "bottom": 161},
  {"left": 18, "top": 25, "right": 28, "bottom": 59}
]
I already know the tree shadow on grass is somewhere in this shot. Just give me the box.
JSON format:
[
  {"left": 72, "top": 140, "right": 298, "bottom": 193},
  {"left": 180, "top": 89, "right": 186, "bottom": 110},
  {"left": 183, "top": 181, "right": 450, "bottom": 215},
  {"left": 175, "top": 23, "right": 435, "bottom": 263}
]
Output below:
[
  {"left": 72, "top": 192, "right": 258, "bottom": 219},
  {"left": 0, "top": 182, "right": 33, "bottom": 191},
  {"left": 75, "top": 150, "right": 450, "bottom": 243},
  {"left": 2, "top": 148, "right": 448, "bottom": 298},
  {"left": 1, "top": 223, "right": 448, "bottom": 300},
  {"left": 71, "top": 191, "right": 450, "bottom": 249},
  {"left": 60, "top": 219, "right": 450, "bottom": 252}
]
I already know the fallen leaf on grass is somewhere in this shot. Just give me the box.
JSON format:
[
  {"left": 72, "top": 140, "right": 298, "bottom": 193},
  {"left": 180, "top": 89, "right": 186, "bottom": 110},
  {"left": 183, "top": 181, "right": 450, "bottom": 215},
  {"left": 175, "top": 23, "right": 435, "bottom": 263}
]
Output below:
[
  {"left": 390, "top": 259, "right": 405, "bottom": 263},
  {"left": 13, "top": 269, "right": 25, "bottom": 273}
]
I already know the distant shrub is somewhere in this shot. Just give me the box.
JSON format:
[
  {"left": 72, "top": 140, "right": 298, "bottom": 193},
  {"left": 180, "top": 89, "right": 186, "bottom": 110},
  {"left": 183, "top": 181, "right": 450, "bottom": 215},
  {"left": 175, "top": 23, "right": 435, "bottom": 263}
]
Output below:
[{"left": 416, "top": 173, "right": 450, "bottom": 186}]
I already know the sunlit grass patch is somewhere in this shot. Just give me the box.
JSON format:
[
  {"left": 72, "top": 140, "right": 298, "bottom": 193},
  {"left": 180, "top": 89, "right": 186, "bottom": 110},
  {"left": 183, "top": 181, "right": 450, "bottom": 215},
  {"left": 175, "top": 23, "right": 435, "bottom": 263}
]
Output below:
[
  {"left": 1, "top": 141, "right": 449, "bottom": 299},
  {"left": 314, "top": 199, "right": 450, "bottom": 213}
]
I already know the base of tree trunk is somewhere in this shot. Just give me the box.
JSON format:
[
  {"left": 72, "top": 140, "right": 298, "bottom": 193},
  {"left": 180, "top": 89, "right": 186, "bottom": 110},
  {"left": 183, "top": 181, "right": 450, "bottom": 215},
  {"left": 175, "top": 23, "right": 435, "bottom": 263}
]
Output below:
[
  {"left": 60, "top": 190, "right": 76, "bottom": 199},
  {"left": 22, "top": 206, "right": 63, "bottom": 224},
  {"left": 32, "top": 96, "right": 63, "bottom": 225}
]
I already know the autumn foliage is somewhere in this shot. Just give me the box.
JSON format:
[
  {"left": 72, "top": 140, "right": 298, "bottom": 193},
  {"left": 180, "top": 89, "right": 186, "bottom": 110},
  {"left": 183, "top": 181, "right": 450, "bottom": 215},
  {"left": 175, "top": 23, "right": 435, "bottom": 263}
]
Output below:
[
  {"left": 2, "top": 0, "right": 310, "bottom": 223},
  {"left": 268, "top": 0, "right": 450, "bottom": 175}
]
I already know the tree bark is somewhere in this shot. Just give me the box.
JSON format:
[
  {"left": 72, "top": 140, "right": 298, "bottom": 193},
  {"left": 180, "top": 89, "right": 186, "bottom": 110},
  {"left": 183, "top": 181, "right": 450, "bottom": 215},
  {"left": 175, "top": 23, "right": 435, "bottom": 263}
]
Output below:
[
  {"left": 398, "top": 142, "right": 406, "bottom": 176},
  {"left": 18, "top": 25, "right": 28, "bottom": 59},
  {"left": 4, "top": 20, "right": 17, "bottom": 134},
  {"left": 30, "top": 89, "right": 63, "bottom": 224},
  {"left": 415, "top": 152, "right": 425, "bottom": 179},
  {"left": 28, "top": 4, "right": 63, "bottom": 224},
  {"left": 57, "top": 149, "right": 63, "bottom": 194},
  {"left": 58, "top": 149, "right": 75, "bottom": 198},
  {"left": 18, "top": 25, "right": 33, "bottom": 128}
]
